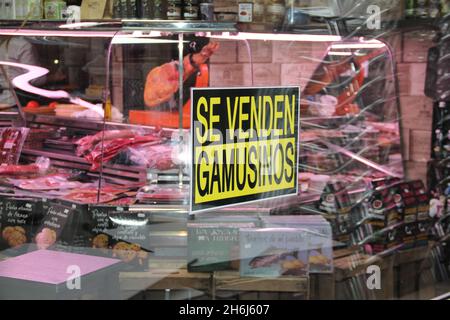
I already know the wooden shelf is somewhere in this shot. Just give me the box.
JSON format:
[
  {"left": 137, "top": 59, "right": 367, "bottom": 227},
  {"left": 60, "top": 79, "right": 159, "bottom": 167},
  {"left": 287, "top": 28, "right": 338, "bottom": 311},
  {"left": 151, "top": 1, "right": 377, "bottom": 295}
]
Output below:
[
  {"left": 120, "top": 269, "right": 211, "bottom": 292},
  {"left": 214, "top": 271, "right": 309, "bottom": 293},
  {"left": 120, "top": 268, "right": 309, "bottom": 298}
]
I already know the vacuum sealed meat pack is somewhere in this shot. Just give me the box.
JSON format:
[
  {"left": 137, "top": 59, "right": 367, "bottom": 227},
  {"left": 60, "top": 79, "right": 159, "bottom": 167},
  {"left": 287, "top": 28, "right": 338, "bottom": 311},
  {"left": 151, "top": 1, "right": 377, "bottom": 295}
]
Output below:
[{"left": 0, "top": 128, "right": 29, "bottom": 165}]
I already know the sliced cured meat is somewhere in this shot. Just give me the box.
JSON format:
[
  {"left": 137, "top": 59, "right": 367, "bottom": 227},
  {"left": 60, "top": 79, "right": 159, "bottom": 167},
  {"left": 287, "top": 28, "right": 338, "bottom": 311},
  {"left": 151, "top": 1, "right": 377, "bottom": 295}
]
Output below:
[
  {"left": 85, "top": 135, "right": 162, "bottom": 171},
  {"left": 75, "top": 129, "right": 136, "bottom": 156},
  {"left": 62, "top": 189, "right": 117, "bottom": 204},
  {"left": 8, "top": 174, "right": 93, "bottom": 191}
]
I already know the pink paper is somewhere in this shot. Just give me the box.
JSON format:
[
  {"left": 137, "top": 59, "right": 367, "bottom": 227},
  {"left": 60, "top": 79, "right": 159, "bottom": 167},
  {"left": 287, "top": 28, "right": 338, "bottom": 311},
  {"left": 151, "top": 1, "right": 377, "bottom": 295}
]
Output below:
[{"left": 0, "top": 250, "right": 120, "bottom": 285}]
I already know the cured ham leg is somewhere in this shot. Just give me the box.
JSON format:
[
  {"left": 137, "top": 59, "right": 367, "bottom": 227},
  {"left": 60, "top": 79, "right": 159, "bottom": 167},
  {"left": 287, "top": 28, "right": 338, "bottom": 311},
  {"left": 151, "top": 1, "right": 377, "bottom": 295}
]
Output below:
[{"left": 144, "top": 42, "right": 219, "bottom": 108}]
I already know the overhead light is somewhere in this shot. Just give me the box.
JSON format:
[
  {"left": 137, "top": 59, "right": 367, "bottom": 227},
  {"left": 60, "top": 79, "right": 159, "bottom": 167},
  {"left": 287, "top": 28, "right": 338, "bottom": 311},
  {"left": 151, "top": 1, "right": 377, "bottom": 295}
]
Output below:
[
  {"left": 327, "top": 51, "right": 353, "bottom": 56},
  {"left": 59, "top": 21, "right": 121, "bottom": 29},
  {"left": 331, "top": 43, "right": 386, "bottom": 49},
  {"left": 206, "top": 32, "right": 342, "bottom": 42},
  {"left": 111, "top": 37, "right": 181, "bottom": 44}
]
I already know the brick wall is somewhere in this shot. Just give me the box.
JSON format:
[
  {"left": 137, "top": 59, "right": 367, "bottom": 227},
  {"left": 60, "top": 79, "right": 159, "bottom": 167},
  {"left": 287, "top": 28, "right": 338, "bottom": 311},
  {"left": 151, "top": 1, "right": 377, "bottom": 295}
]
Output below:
[
  {"left": 209, "top": 39, "right": 327, "bottom": 89},
  {"left": 390, "top": 29, "right": 436, "bottom": 184}
]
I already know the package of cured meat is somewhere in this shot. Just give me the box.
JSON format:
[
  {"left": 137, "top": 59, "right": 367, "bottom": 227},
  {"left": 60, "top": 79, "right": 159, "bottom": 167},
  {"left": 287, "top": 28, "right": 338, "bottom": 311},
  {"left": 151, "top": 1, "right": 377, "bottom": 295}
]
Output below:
[
  {"left": 136, "top": 184, "right": 189, "bottom": 204},
  {"left": 84, "top": 134, "right": 162, "bottom": 171},
  {"left": 0, "top": 127, "right": 30, "bottom": 165},
  {"left": 7, "top": 173, "right": 94, "bottom": 191},
  {"left": 0, "top": 157, "right": 51, "bottom": 177},
  {"left": 127, "top": 143, "right": 177, "bottom": 171}
]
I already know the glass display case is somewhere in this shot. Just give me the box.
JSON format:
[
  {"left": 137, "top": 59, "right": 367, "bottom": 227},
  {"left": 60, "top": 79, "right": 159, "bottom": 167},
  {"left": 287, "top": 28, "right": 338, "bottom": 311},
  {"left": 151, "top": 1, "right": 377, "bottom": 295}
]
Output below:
[{"left": 0, "top": 19, "right": 412, "bottom": 300}]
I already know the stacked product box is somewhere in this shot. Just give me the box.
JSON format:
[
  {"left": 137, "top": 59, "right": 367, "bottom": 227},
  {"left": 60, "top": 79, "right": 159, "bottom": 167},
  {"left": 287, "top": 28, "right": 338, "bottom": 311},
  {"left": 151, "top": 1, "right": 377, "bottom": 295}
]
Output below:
[
  {"left": 318, "top": 181, "right": 355, "bottom": 247},
  {"left": 261, "top": 215, "right": 333, "bottom": 273},
  {"left": 411, "top": 181, "right": 431, "bottom": 247},
  {"left": 364, "top": 181, "right": 405, "bottom": 253},
  {"left": 187, "top": 216, "right": 260, "bottom": 272},
  {"left": 397, "top": 180, "right": 430, "bottom": 250}
]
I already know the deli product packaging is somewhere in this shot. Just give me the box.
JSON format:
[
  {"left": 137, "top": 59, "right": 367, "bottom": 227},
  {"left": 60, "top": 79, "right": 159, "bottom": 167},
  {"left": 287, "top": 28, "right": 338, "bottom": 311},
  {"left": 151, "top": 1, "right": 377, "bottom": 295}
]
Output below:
[
  {"left": 398, "top": 182, "right": 418, "bottom": 224},
  {"left": 34, "top": 199, "right": 85, "bottom": 251},
  {"left": 88, "top": 204, "right": 129, "bottom": 254},
  {"left": 415, "top": 220, "right": 431, "bottom": 247},
  {"left": 240, "top": 228, "right": 310, "bottom": 278},
  {"left": 0, "top": 195, "right": 42, "bottom": 251},
  {"left": 371, "top": 177, "right": 401, "bottom": 190},
  {"left": 105, "top": 209, "right": 151, "bottom": 271},
  {"left": 368, "top": 225, "right": 401, "bottom": 254},
  {"left": 188, "top": 217, "right": 259, "bottom": 272},
  {"left": 366, "top": 183, "right": 403, "bottom": 229},
  {"left": 261, "top": 216, "right": 333, "bottom": 273},
  {"left": 0, "top": 127, "right": 29, "bottom": 165},
  {"left": 318, "top": 181, "right": 355, "bottom": 247},
  {"left": 400, "top": 222, "right": 417, "bottom": 250}
]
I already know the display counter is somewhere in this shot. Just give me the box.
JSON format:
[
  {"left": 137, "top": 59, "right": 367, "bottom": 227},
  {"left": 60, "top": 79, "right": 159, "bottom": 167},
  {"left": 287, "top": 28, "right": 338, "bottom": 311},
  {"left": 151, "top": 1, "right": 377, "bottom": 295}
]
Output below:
[{"left": 0, "top": 17, "right": 445, "bottom": 300}]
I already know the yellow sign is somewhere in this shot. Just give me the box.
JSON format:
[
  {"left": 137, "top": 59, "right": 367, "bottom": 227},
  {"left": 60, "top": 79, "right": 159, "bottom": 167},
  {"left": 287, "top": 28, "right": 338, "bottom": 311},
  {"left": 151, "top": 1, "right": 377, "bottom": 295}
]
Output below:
[{"left": 191, "top": 87, "right": 300, "bottom": 213}]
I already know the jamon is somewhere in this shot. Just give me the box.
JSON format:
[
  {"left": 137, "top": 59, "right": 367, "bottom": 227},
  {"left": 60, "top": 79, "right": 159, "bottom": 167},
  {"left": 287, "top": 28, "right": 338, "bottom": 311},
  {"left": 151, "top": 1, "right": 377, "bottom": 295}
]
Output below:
[
  {"left": 144, "top": 42, "right": 219, "bottom": 107},
  {"left": 84, "top": 134, "right": 162, "bottom": 171}
]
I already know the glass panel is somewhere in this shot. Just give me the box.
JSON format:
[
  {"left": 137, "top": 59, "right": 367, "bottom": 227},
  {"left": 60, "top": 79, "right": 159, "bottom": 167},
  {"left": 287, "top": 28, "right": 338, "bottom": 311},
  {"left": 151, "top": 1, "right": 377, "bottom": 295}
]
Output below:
[{"left": 0, "top": 27, "right": 412, "bottom": 301}]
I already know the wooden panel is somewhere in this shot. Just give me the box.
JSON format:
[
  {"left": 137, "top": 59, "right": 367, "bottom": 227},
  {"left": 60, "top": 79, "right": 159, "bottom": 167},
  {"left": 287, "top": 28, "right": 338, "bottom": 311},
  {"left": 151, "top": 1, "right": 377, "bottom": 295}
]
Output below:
[
  {"left": 395, "top": 262, "right": 417, "bottom": 297},
  {"left": 394, "top": 246, "right": 431, "bottom": 266},
  {"left": 310, "top": 273, "right": 335, "bottom": 300},
  {"left": 120, "top": 269, "right": 211, "bottom": 291},
  {"left": 214, "top": 271, "right": 309, "bottom": 293},
  {"left": 417, "top": 268, "right": 436, "bottom": 299},
  {"left": 334, "top": 254, "right": 382, "bottom": 281}
]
